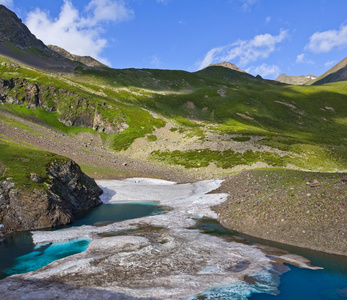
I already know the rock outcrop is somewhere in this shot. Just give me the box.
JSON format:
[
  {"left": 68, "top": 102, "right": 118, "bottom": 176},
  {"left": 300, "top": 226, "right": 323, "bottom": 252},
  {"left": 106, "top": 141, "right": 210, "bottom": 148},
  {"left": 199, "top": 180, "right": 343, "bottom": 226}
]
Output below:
[
  {"left": 0, "top": 77, "right": 128, "bottom": 134},
  {"left": 0, "top": 159, "right": 103, "bottom": 234}
]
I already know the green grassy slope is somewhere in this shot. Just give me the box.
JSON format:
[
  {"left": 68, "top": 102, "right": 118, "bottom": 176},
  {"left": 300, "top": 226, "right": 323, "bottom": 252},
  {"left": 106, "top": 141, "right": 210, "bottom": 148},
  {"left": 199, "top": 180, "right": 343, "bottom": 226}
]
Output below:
[
  {"left": 1, "top": 55, "right": 346, "bottom": 172},
  {"left": 0, "top": 138, "right": 68, "bottom": 191}
]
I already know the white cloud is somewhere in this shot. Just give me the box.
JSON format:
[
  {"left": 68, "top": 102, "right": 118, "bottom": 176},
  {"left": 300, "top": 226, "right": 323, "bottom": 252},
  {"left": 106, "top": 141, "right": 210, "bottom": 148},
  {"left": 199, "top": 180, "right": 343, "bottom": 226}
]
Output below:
[
  {"left": 240, "top": 0, "right": 258, "bottom": 11},
  {"left": 198, "top": 29, "right": 288, "bottom": 70},
  {"left": 150, "top": 55, "right": 162, "bottom": 68},
  {"left": 296, "top": 53, "right": 305, "bottom": 63},
  {"left": 246, "top": 63, "right": 280, "bottom": 78},
  {"left": 85, "top": 0, "right": 133, "bottom": 24},
  {"left": 25, "top": 0, "right": 134, "bottom": 66},
  {"left": 306, "top": 24, "right": 347, "bottom": 53},
  {"left": 0, "top": 0, "right": 13, "bottom": 7},
  {"left": 265, "top": 16, "right": 271, "bottom": 24},
  {"left": 296, "top": 53, "right": 314, "bottom": 64}
]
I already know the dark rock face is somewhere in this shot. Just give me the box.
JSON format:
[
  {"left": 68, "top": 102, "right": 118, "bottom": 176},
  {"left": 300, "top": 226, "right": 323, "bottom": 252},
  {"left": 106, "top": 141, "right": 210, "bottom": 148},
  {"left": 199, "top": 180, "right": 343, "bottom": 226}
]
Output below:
[
  {"left": 0, "top": 5, "right": 46, "bottom": 50},
  {"left": 0, "top": 160, "right": 103, "bottom": 233}
]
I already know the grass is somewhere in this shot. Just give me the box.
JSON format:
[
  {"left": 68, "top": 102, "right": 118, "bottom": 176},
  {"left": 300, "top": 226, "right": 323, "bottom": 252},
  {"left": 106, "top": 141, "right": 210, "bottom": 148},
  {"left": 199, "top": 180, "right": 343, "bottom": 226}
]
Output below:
[
  {"left": 0, "top": 139, "right": 68, "bottom": 191},
  {"left": 150, "top": 144, "right": 346, "bottom": 171},
  {"left": 147, "top": 134, "right": 157, "bottom": 142},
  {"left": 231, "top": 136, "right": 251, "bottom": 142},
  {"left": 150, "top": 149, "right": 291, "bottom": 169},
  {"left": 111, "top": 109, "right": 165, "bottom": 151}
]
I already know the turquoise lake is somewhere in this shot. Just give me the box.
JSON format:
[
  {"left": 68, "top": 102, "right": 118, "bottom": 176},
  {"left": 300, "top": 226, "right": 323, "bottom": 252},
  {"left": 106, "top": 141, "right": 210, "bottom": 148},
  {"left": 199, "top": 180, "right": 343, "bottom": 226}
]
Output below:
[
  {"left": 0, "top": 204, "right": 346, "bottom": 299},
  {"left": 194, "top": 219, "right": 347, "bottom": 300},
  {"left": 0, "top": 202, "right": 165, "bottom": 279}
]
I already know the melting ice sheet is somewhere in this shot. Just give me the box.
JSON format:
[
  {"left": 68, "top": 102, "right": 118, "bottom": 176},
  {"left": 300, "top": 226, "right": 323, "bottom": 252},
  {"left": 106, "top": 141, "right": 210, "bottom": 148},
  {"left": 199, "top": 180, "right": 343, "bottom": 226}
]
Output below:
[{"left": 0, "top": 178, "right": 324, "bottom": 300}]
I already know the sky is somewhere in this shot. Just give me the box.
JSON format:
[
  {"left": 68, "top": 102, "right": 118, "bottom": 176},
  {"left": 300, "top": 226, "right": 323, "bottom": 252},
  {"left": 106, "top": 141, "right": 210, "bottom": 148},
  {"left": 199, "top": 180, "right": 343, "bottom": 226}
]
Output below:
[{"left": 1, "top": 0, "right": 347, "bottom": 79}]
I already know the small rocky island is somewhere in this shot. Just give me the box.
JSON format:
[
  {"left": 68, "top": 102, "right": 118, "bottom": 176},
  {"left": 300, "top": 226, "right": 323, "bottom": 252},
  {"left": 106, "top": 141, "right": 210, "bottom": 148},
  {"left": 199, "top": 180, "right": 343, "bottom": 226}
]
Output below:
[{"left": 0, "top": 152, "right": 103, "bottom": 237}]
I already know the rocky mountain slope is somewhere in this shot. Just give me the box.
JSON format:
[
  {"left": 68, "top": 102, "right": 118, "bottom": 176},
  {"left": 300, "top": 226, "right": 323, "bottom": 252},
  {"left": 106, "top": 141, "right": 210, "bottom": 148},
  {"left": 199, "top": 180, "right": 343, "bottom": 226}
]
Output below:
[
  {"left": 312, "top": 56, "right": 347, "bottom": 85},
  {"left": 0, "top": 5, "right": 97, "bottom": 73},
  {"left": 275, "top": 73, "right": 317, "bottom": 85}
]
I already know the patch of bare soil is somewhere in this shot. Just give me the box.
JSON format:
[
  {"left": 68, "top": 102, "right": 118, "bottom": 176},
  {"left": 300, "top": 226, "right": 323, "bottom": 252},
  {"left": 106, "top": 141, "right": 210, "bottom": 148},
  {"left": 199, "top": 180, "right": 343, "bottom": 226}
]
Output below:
[{"left": 214, "top": 169, "right": 347, "bottom": 256}]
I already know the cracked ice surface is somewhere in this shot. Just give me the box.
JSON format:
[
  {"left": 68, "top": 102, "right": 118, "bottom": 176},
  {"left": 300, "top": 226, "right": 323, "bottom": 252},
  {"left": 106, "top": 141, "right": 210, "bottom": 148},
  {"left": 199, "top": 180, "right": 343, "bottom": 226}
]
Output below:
[{"left": 0, "top": 179, "right": 318, "bottom": 300}]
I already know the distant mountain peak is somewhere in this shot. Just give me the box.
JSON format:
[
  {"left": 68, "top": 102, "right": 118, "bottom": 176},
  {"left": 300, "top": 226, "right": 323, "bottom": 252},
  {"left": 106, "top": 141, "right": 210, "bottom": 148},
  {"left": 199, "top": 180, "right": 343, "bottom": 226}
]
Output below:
[
  {"left": 207, "top": 62, "right": 247, "bottom": 73},
  {"left": 48, "top": 45, "right": 108, "bottom": 68},
  {"left": 275, "top": 73, "right": 318, "bottom": 85}
]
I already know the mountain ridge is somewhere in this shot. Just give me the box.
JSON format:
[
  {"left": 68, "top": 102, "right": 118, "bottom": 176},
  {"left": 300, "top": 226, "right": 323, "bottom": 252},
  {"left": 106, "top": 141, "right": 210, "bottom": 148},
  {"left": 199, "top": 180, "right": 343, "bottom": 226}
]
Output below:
[
  {"left": 275, "top": 73, "right": 317, "bottom": 85},
  {"left": 206, "top": 62, "right": 247, "bottom": 73},
  {"left": 311, "top": 56, "right": 347, "bottom": 85},
  {"left": 48, "top": 45, "right": 108, "bottom": 69}
]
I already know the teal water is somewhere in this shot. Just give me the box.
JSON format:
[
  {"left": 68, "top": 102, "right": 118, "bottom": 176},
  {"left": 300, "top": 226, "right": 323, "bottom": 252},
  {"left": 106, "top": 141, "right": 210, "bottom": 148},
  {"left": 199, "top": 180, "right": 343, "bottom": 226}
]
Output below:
[
  {"left": 5, "top": 238, "right": 90, "bottom": 276},
  {"left": 0, "top": 202, "right": 165, "bottom": 279},
  {"left": 1, "top": 207, "right": 346, "bottom": 299},
  {"left": 70, "top": 201, "right": 164, "bottom": 227},
  {"left": 193, "top": 219, "right": 347, "bottom": 300}
]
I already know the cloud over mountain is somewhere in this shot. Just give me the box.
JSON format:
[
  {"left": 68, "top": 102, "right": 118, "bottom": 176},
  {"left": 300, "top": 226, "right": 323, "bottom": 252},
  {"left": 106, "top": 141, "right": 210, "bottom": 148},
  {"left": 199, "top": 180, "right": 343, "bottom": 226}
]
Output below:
[
  {"left": 25, "top": 0, "right": 134, "bottom": 66},
  {"left": 198, "top": 29, "right": 288, "bottom": 70}
]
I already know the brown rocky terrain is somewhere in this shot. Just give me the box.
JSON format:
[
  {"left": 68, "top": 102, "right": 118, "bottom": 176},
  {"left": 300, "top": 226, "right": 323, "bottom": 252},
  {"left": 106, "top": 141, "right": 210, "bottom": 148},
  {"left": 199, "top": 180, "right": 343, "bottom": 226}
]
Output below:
[{"left": 214, "top": 169, "right": 347, "bottom": 256}]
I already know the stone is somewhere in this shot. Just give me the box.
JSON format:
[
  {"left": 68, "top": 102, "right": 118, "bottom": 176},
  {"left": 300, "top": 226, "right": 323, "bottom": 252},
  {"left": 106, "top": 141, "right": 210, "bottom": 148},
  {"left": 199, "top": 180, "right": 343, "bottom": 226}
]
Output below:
[{"left": 30, "top": 173, "right": 43, "bottom": 183}]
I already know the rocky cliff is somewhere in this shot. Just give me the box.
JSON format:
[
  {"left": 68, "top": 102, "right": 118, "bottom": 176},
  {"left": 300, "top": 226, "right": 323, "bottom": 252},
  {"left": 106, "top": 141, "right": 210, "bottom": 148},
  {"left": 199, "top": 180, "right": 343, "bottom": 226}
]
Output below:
[
  {"left": 0, "top": 76, "right": 128, "bottom": 134},
  {"left": 0, "top": 159, "right": 103, "bottom": 235}
]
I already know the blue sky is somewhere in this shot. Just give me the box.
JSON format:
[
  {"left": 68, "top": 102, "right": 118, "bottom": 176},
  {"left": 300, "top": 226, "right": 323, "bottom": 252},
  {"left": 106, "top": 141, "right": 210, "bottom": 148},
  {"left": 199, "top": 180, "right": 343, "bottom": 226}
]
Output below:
[{"left": 1, "top": 0, "right": 347, "bottom": 79}]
